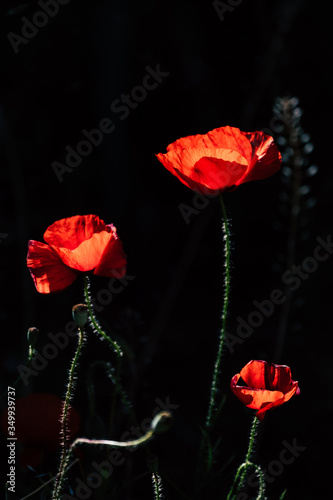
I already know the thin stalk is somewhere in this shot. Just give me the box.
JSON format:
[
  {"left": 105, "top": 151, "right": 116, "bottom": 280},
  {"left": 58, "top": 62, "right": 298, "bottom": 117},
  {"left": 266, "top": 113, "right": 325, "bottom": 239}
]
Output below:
[
  {"left": 83, "top": 275, "right": 125, "bottom": 434},
  {"left": 52, "top": 326, "right": 85, "bottom": 500},
  {"left": 52, "top": 432, "right": 154, "bottom": 500},
  {"left": 19, "top": 460, "right": 79, "bottom": 500},
  {"left": 254, "top": 464, "right": 266, "bottom": 499},
  {"left": 195, "top": 195, "right": 231, "bottom": 489},
  {"left": 227, "top": 416, "right": 262, "bottom": 500},
  {"left": 87, "top": 360, "right": 136, "bottom": 435},
  {"left": 70, "top": 430, "right": 155, "bottom": 449},
  {"left": 1, "top": 337, "right": 37, "bottom": 401},
  {"left": 152, "top": 472, "right": 164, "bottom": 500},
  {"left": 83, "top": 275, "right": 123, "bottom": 358},
  {"left": 109, "top": 358, "right": 122, "bottom": 435},
  {"left": 205, "top": 194, "right": 231, "bottom": 433},
  {"left": 54, "top": 413, "right": 170, "bottom": 498}
]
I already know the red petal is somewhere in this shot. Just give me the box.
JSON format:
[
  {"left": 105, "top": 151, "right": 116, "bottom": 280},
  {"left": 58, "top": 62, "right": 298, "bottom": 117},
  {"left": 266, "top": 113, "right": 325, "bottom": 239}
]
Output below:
[
  {"left": 27, "top": 240, "right": 78, "bottom": 293},
  {"left": 282, "top": 382, "right": 300, "bottom": 402},
  {"left": 235, "top": 132, "right": 281, "bottom": 185},
  {"left": 256, "top": 383, "right": 299, "bottom": 420},
  {"left": 53, "top": 231, "right": 113, "bottom": 272},
  {"left": 231, "top": 361, "right": 300, "bottom": 419},
  {"left": 268, "top": 364, "right": 294, "bottom": 392},
  {"left": 166, "top": 126, "right": 253, "bottom": 165},
  {"left": 43, "top": 215, "right": 107, "bottom": 250},
  {"left": 230, "top": 373, "right": 285, "bottom": 410},
  {"left": 156, "top": 148, "right": 247, "bottom": 193},
  {"left": 94, "top": 228, "right": 127, "bottom": 278},
  {"left": 239, "top": 360, "right": 269, "bottom": 390},
  {"left": 157, "top": 126, "right": 281, "bottom": 192},
  {"left": 240, "top": 360, "right": 295, "bottom": 393},
  {"left": 52, "top": 228, "right": 126, "bottom": 276}
]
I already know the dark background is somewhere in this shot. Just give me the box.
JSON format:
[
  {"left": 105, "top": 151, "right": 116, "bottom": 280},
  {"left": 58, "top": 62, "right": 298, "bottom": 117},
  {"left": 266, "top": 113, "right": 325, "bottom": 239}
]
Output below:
[{"left": 0, "top": 0, "right": 332, "bottom": 498}]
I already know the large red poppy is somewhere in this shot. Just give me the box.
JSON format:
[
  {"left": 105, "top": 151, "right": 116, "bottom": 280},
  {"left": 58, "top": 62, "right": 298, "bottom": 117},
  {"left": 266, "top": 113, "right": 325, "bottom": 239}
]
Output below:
[
  {"left": 27, "top": 215, "right": 127, "bottom": 293},
  {"left": 230, "top": 360, "right": 300, "bottom": 421},
  {"left": 156, "top": 126, "right": 281, "bottom": 194},
  {"left": 1, "top": 393, "right": 80, "bottom": 467}
]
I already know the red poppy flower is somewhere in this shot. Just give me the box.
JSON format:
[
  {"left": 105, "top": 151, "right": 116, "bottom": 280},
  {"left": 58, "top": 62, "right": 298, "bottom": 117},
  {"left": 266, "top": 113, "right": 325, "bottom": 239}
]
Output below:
[
  {"left": 230, "top": 360, "right": 300, "bottom": 421},
  {"left": 156, "top": 126, "right": 281, "bottom": 194},
  {"left": 27, "top": 215, "right": 127, "bottom": 294},
  {"left": 0, "top": 393, "right": 80, "bottom": 467}
]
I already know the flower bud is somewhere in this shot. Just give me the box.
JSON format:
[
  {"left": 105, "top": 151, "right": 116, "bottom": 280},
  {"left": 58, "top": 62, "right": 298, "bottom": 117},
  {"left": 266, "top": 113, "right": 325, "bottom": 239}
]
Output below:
[
  {"left": 72, "top": 304, "right": 88, "bottom": 327},
  {"left": 27, "top": 327, "right": 39, "bottom": 347},
  {"left": 150, "top": 411, "right": 173, "bottom": 435}
]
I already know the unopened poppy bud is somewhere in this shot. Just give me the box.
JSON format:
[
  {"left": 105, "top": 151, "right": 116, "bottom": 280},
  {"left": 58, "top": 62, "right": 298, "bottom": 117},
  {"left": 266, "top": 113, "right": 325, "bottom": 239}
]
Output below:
[
  {"left": 150, "top": 411, "right": 173, "bottom": 435},
  {"left": 147, "top": 455, "right": 159, "bottom": 473},
  {"left": 72, "top": 304, "right": 88, "bottom": 327},
  {"left": 27, "top": 327, "right": 39, "bottom": 347}
]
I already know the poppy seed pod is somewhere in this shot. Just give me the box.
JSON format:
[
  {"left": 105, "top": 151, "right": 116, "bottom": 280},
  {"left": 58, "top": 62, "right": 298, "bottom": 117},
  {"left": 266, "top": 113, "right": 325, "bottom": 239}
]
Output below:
[{"left": 72, "top": 304, "right": 88, "bottom": 327}]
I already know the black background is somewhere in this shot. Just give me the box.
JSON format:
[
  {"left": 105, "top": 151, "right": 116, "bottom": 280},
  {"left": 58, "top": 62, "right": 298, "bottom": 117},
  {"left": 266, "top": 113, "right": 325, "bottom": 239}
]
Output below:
[{"left": 0, "top": 0, "right": 332, "bottom": 498}]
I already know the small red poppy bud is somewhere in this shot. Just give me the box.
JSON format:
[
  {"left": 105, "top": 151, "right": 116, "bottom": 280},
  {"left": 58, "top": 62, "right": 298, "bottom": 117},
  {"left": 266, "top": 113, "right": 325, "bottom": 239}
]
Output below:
[
  {"left": 150, "top": 411, "right": 173, "bottom": 434},
  {"left": 27, "top": 327, "right": 39, "bottom": 347},
  {"left": 72, "top": 304, "right": 88, "bottom": 327}
]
